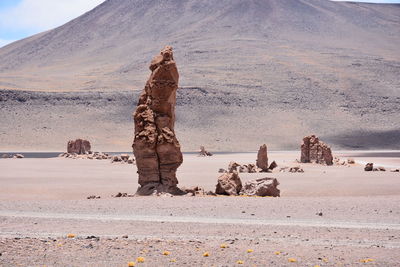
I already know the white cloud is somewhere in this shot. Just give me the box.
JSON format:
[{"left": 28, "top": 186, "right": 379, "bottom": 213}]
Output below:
[
  {"left": 0, "top": 39, "right": 15, "bottom": 48},
  {"left": 0, "top": 0, "right": 105, "bottom": 32}
]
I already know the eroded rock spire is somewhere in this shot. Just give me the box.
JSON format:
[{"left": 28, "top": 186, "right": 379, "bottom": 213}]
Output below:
[{"left": 132, "top": 46, "right": 184, "bottom": 195}]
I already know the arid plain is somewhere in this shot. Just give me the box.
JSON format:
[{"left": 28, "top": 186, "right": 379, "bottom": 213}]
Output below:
[{"left": 0, "top": 151, "right": 399, "bottom": 266}]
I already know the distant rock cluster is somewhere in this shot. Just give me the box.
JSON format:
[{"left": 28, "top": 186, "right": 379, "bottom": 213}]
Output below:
[
  {"left": 1, "top": 153, "right": 24, "bottom": 159},
  {"left": 198, "top": 146, "right": 212, "bottom": 156},
  {"left": 67, "top": 139, "right": 91, "bottom": 154},
  {"left": 301, "top": 135, "right": 333, "bottom": 165}
]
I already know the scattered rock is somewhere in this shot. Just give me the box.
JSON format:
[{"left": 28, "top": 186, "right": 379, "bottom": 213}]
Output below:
[
  {"left": 300, "top": 135, "right": 333, "bottom": 165},
  {"left": 316, "top": 212, "right": 323, "bottom": 216},
  {"left": 120, "top": 154, "right": 129, "bottom": 161},
  {"left": 198, "top": 146, "right": 212, "bottom": 156},
  {"left": 227, "top": 161, "right": 241, "bottom": 173},
  {"left": 133, "top": 46, "right": 184, "bottom": 196},
  {"left": 111, "top": 155, "right": 122, "bottom": 162},
  {"left": 67, "top": 139, "right": 91, "bottom": 154},
  {"left": 240, "top": 177, "right": 280, "bottom": 197},
  {"left": 218, "top": 168, "right": 226, "bottom": 173},
  {"left": 1, "top": 154, "right": 10, "bottom": 158},
  {"left": 390, "top": 169, "right": 399, "bottom": 172},
  {"left": 13, "top": 154, "right": 24, "bottom": 159},
  {"left": 364, "top": 163, "right": 374, "bottom": 171},
  {"left": 347, "top": 158, "right": 355, "bottom": 164},
  {"left": 215, "top": 171, "right": 242, "bottom": 195},
  {"left": 256, "top": 144, "right": 269, "bottom": 172},
  {"left": 87, "top": 195, "right": 101, "bottom": 199},
  {"left": 289, "top": 166, "right": 304, "bottom": 173},
  {"left": 268, "top": 161, "right": 278, "bottom": 171},
  {"left": 113, "top": 192, "right": 134, "bottom": 197},
  {"left": 182, "top": 186, "right": 207, "bottom": 196}
]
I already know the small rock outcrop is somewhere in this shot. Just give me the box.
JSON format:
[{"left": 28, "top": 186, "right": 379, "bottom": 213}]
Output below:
[
  {"left": 132, "top": 46, "right": 184, "bottom": 196},
  {"left": 268, "top": 161, "right": 278, "bottom": 170},
  {"left": 256, "top": 144, "right": 269, "bottom": 172},
  {"left": 364, "top": 163, "right": 373, "bottom": 171},
  {"left": 199, "top": 146, "right": 212, "bottom": 156},
  {"left": 300, "top": 135, "right": 333, "bottom": 165},
  {"left": 67, "top": 139, "right": 91, "bottom": 154},
  {"left": 215, "top": 171, "right": 242, "bottom": 195},
  {"left": 240, "top": 177, "right": 280, "bottom": 197}
]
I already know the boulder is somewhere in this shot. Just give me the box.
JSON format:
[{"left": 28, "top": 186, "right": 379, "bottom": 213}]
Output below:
[
  {"left": 13, "top": 154, "right": 24, "bottom": 159},
  {"left": 67, "top": 139, "right": 91, "bottom": 154},
  {"left": 364, "top": 163, "right": 373, "bottom": 171},
  {"left": 120, "top": 154, "right": 130, "bottom": 162},
  {"left": 215, "top": 171, "right": 242, "bottom": 195},
  {"left": 347, "top": 158, "right": 355, "bottom": 164},
  {"left": 300, "top": 135, "right": 333, "bottom": 165},
  {"left": 390, "top": 169, "right": 399, "bottom": 172},
  {"left": 268, "top": 161, "right": 278, "bottom": 170},
  {"left": 256, "top": 144, "right": 269, "bottom": 171},
  {"left": 240, "top": 177, "right": 280, "bottom": 197},
  {"left": 218, "top": 168, "right": 226, "bottom": 173},
  {"left": 132, "top": 46, "right": 184, "bottom": 196}
]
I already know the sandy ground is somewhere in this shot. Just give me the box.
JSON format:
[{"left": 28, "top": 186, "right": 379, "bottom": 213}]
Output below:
[{"left": 0, "top": 151, "right": 399, "bottom": 266}]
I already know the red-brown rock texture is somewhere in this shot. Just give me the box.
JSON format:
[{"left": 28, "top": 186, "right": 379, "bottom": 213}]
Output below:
[
  {"left": 300, "top": 135, "right": 333, "bottom": 165},
  {"left": 67, "top": 139, "right": 91, "bottom": 154},
  {"left": 240, "top": 177, "right": 280, "bottom": 197},
  {"left": 215, "top": 171, "right": 242, "bottom": 196},
  {"left": 132, "top": 46, "right": 184, "bottom": 196},
  {"left": 256, "top": 144, "right": 269, "bottom": 171}
]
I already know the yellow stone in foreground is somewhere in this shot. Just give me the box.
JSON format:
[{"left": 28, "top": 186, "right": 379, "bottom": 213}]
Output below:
[
  {"left": 163, "top": 251, "right": 170, "bottom": 256},
  {"left": 66, "top": 233, "right": 76, "bottom": 238},
  {"left": 136, "top": 257, "right": 145, "bottom": 263},
  {"left": 274, "top": 251, "right": 281, "bottom": 255},
  {"left": 236, "top": 260, "right": 244, "bottom": 264},
  {"left": 288, "top": 258, "right": 297, "bottom": 262},
  {"left": 203, "top": 252, "right": 210, "bottom": 257},
  {"left": 128, "top": 262, "right": 135, "bottom": 267},
  {"left": 247, "top": 249, "right": 254, "bottom": 253},
  {"left": 220, "top": 243, "right": 228, "bottom": 248}
]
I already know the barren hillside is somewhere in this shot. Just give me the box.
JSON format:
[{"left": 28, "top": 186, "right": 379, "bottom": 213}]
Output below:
[{"left": 0, "top": 0, "right": 399, "bottom": 151}]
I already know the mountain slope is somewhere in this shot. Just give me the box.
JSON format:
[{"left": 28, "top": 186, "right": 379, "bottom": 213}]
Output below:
[{"left": 0, "top": 0, "right": 399, "bottom": 151}]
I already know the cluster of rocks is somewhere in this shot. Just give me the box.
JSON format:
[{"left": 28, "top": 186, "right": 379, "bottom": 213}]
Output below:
[
  {"left": 364, "top": 163, "right": 386, "bottom": 172},
  {"left": 58, "top": 151, "right": 135, "bottom": 164},
  {"left": 132, "top": 46, "right": 184, "bottom": 196},
  {"left": 198, "top": 146, "right": 212, "bottom": 156},
  {"left": 216, "top": 171, "right": 280, "bottom": 197},
  {"left": 300, "top": 135, "right": 333, "bottom": 165},
  {"left": 110, "top": 154, "right": 135, "bottom": 164},
  {"left": 219, "top": 145, "right": 277, "bottom": 174},
  {"left": 59, "top": 151, "right": 110, "bottom": 160},
  {"left": 1, "top": 153, "right": 24, "bottom": 159}
]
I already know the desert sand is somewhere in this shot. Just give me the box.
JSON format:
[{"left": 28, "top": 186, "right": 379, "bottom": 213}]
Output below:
[{"left": 0, "top": 151, "right": 399, "bottom": 266}]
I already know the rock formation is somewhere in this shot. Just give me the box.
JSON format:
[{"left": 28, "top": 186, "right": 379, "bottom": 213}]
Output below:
[
  {"left": 215, "top": 171, "right": 242, "bottom": 195},
  {"left": 256, "top": 144, "right": 269, "bottom": 171},
  {"left": 67, "top": 139, "right": 91, "bottom": 154},
  {"left": 240, "top": 177, "right": 280, "bottom": 197},
  {"left": 199, "top": 146, "right": 212, "bottom": 156},
  {"left": 364, "top": 163, "right": 373, "bottom": 171},
  {"left": 300, "top": 135, "right": 333, "bottom": 165},
  {"left": 132, "top": 46, "right": 184, "bottom": 196}
]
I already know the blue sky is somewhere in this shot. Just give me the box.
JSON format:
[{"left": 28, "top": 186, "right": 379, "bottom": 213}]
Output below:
[{"left": 0, "top": 0, "right": 399, "bottom": 48}]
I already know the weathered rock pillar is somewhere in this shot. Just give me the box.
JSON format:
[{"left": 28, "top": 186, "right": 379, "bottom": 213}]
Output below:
[{"left": 132, "top": 46, "right": 184, "bottom": 195}]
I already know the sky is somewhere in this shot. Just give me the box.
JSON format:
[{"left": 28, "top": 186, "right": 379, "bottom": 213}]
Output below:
[{"left": 0, "top": 0, "right": 399, "bottom": 48}]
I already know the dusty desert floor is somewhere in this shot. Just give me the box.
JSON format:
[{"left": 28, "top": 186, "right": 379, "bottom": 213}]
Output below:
[{"left": 0, "top": 151, "right": 399, "bottom": 266}]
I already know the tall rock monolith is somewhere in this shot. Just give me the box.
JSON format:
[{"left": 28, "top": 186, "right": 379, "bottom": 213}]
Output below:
[
  {"left": 132, "top": 46, "right": 184, "bottom": 196},
  {"left": 300, "top": 135, "right": 333, "bottom": 165},
  {"left": 256, "top": 144, "right": 269, "bottom": 172}
]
